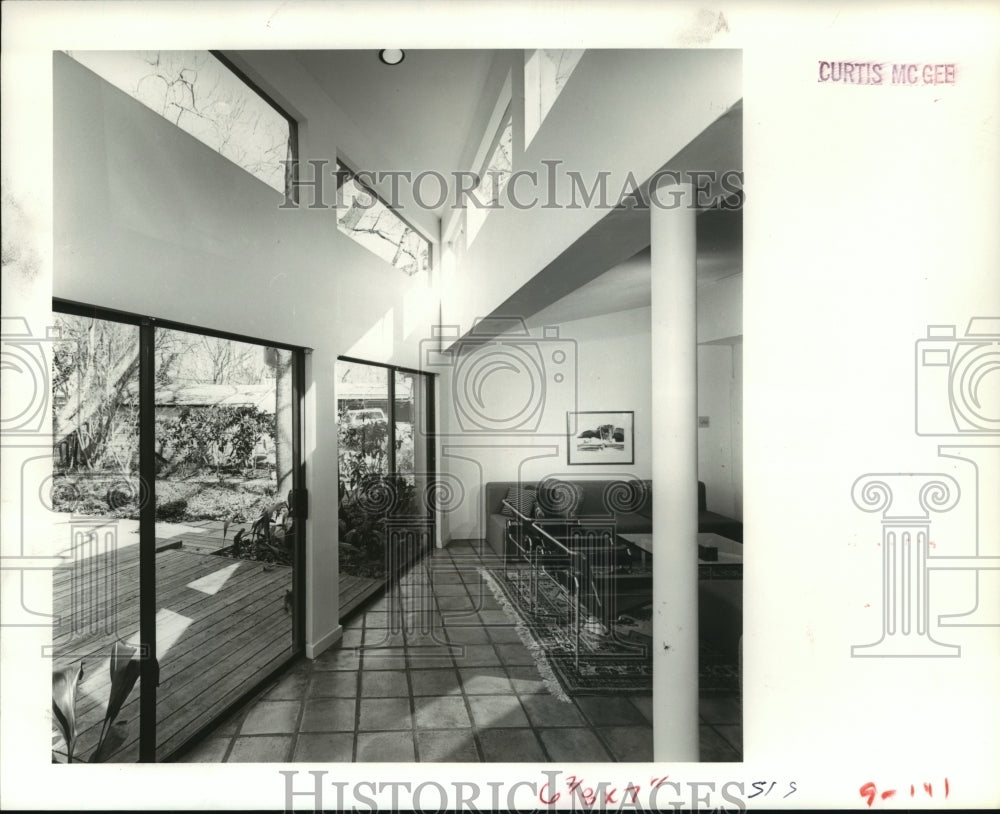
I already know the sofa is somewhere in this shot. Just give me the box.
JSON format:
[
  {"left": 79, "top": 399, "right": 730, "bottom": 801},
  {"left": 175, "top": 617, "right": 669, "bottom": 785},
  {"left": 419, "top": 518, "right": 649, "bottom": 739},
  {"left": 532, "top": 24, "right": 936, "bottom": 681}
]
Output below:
[
  {"left": 483, "top": 477, "right": 652, "bottom": 558},
  {"left": 483, "top": 478, "right": 742, "bottom": 557}
]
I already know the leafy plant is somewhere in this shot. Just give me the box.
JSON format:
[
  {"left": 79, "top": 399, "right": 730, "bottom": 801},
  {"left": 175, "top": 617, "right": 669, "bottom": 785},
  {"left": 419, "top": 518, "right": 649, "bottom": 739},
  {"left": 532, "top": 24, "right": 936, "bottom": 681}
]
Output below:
[
  {"left": 52, "top": 640, "right": 142, "bottom": 763},
  {"left": 226, "top": 492, "right": 295, "bottom": 565}
]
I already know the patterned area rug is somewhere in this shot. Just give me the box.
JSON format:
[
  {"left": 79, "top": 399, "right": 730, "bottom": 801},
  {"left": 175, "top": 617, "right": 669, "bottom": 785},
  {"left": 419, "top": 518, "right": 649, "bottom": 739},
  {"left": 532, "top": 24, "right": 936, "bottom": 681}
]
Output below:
[{"left": 480, "top": 566, "right": 740, "bottom": 697}]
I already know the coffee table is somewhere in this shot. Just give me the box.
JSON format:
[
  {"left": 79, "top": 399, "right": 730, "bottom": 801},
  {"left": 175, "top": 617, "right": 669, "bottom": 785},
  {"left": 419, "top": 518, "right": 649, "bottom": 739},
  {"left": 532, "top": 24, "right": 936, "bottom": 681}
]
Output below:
[{"left": 616, "top": 531, "right": 743, "bottom": 579}]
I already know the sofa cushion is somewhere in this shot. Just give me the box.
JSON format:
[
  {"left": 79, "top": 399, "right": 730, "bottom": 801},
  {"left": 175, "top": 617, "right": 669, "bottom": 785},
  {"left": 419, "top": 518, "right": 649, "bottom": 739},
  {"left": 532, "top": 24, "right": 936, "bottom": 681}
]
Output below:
[
  {"left": 500, "top": 486, "right": 536, "bottom": 518},
  {"left": 535, "top": 479, "right": 585, "bottom": 518}
]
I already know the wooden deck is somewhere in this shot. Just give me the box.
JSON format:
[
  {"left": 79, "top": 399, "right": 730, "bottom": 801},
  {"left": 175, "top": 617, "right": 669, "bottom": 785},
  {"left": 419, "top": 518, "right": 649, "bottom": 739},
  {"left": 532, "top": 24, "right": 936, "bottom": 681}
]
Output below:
[
  {"left": 339, "top": 573, "right": 384, "bottom": 620},
  {"left": 52, "top": 543, "right": 293, "bottom": 762}
]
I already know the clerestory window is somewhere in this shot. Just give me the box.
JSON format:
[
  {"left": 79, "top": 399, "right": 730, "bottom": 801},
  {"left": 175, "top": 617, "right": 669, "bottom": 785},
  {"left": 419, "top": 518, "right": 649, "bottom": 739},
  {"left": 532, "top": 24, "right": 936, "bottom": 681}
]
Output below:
[{"left": 63, "top": 50, "right": 296, "bottom": 196}]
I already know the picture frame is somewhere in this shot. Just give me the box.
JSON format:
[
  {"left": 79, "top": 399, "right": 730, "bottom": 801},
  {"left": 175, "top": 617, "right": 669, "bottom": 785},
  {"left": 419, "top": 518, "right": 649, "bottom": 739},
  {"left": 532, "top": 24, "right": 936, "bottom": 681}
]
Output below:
[{"left": 566, "top": 410, "right": 634, "bottom": 465}]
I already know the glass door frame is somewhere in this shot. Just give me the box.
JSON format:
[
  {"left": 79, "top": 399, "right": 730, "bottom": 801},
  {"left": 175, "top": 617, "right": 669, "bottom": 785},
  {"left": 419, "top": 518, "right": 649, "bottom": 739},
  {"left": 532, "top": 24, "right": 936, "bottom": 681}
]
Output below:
[
  {"left": 53, "top": 297, "right": 308, "bottom": 762},
  {"left": 336, "top": 355, "right": 437, "bottom": 568}
]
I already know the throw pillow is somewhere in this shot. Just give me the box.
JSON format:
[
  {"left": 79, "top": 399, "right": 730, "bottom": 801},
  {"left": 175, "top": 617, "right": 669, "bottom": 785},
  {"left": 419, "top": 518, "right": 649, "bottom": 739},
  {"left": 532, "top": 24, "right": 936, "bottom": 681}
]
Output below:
[{"left": 501, "top": 486, "right": 536, "bottom": 518}]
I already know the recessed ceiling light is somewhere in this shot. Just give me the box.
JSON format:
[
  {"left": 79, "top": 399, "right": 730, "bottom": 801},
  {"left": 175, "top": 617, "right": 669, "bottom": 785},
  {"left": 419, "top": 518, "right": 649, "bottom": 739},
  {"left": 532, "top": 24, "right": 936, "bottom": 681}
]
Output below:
[{"left": 378, "top": 49, "right": 405, "bottom": 66}]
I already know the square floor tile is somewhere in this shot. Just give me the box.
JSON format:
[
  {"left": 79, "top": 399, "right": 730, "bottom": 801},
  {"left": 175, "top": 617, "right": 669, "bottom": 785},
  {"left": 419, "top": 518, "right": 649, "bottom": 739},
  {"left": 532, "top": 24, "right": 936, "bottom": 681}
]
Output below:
[
  {"left": 300, "top": 698, "right": 356, "bottom": 732},
  {"left": 453, "top": 644, "right": 501, "bottom": 668},
  {"left": 361, "top": 670, "right": 409, "bottom": 697},
  {"left": 539, "top": 727, "right": 611, "bottom": 762},
  {"left": 361, "top": 650, "right": 407, "bottom": 671},
  {"left": 493, "top": 642, "right": 536, "bottom": 666},
  {"left": 436, "top": 594, "right": 478, "bottom": 612},
  {"left": 359, "top": 697, "right": 412, "bottom": 731},
  {"left": 356, "top": 731, "right": 415, "bottom": 762},
  {"left": 431, "top": 582, "right": 471, "bottom": 596},
  {"left": 240, "top": 700, "right": 301, "bottom": 735},
  {"left": 211, "top": 708, "right": 245, "bottom": 737},
  {"left": 506, "top": 665, "right": 549, "bottom": 694},
  {"left": 292, "top": 732, "right": 355, "bottom": 762},
  {"left": 410, "top": 668, "right": 463, "bottom": 696},
  {"left": 177, "top": 737, "right": 230, "bottom": 763},
  {"left": 340, "top": 628, "right": 363, "bottom": 648},
  {"left": 486, "top": 626, "right": 523, "bottom": 644},
  {"left": 363, "top": 611, "right": 390, "bottom": 628},
  {"left": 597, "top": 726, "right": 653, "bottom": 762},
  {"left": 413, "top": 695, "right": 472, "bottom": 729},
  {"left": 444, "top": 627, "right": 492, "bottom": 645},
  {"left": 314, "top": 647, "right": 362, "bottom": 671},
  {"left": 478, "top": 728, "right": 545, "bottom": 762},
  {"left": 309, "top": 671, "right": 358, "bottom": 698},
  {"left": 364, "top": 628, "right": 404, "bottom": 647},
  {"left": 404, "top": 628, "right": 451, "bottom": 648},
  {"left": 406, "top": 649, "right": 456, "bottom": 669},
  {"left": 575, "top": 695, "right": 648, "bottom": 727},
  {"left": 263, "top": 668, "right": 310, "bottom": 700},
  {"left": 416, "top": 730, "right": 480, "bottom": 762},
  {"left": 458, "top": 667, "right": 514, "bottom": 695},
  {"left": 520, "top": 694, "right": 586, "bottom": 727},
  {"left": 227, "top": 735, "right": 292, "bottom": 762},
  {"left": 477, "top": 610, "right": 513, "bottom": 626},
  {"left": 467, "top": 695, "right": 529, "bottom": 728}
]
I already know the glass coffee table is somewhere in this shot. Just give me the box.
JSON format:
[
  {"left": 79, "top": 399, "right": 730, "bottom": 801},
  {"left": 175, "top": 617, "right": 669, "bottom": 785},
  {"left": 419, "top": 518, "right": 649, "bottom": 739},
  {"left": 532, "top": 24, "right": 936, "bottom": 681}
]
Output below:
[{"left": 616, "top": 531, "right": 743, "bottom": 580}]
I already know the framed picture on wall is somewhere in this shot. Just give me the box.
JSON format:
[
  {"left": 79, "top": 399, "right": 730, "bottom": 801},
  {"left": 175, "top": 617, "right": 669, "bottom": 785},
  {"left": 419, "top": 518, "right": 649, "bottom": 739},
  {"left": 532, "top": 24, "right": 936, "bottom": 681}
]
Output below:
[{"left": 566, "top": 410, "right": 634, "bottom": 465}]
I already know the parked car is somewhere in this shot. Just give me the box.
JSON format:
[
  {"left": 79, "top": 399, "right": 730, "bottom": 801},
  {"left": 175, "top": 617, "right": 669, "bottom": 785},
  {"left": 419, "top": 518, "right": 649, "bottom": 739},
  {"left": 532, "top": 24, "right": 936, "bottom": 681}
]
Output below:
[{"left": 344, "top": 408, "right": 387, "bottom": 426}]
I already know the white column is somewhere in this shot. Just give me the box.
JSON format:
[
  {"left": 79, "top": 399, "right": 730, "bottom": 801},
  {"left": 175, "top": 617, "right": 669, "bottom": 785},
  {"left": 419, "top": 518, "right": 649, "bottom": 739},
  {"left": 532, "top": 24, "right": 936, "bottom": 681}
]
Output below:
[{"left": 650, "top": 180, "right": 700, "bottom": 760}]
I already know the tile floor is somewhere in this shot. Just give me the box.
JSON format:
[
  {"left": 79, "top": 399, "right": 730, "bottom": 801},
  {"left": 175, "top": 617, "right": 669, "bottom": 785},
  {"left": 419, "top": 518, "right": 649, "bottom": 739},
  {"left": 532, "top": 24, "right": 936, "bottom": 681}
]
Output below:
[{"left": 174, "top": 540, "right": 742, "bottom": 763}]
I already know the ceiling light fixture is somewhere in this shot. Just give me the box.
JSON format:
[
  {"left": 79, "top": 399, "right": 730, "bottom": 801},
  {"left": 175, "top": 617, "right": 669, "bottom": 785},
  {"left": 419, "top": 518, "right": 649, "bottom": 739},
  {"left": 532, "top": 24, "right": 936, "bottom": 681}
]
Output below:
[{"left": 378, "top": 49, "right": 405, "bottom": 66}]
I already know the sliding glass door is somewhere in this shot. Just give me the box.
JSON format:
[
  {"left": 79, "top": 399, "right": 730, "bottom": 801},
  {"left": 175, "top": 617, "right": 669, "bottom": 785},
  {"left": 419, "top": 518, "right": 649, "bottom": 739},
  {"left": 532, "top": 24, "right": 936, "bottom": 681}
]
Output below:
[
  {"left": 336, "top": 358, "right": 434, "bottom": 617},
  {"left": 152, "top": 328, "right": 297, "bottom": 758},
  {"left": 50, "top": 301, "right": 305, "bottom": 762}
]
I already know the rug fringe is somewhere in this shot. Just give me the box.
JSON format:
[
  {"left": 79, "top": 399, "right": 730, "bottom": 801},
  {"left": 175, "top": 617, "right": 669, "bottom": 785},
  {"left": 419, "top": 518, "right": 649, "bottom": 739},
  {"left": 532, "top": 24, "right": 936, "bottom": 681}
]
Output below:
[{"left": 478, "top": 566, "right": 572, "bottom": 703}]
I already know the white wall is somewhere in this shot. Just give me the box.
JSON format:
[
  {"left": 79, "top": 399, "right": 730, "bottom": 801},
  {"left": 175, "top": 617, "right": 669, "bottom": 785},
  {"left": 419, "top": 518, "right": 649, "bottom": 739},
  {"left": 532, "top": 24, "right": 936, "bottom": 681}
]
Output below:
[
  {"left": 52, "top": 52, "right": 441, "bottom": 657},
  {"left": 437, "top": 304, "right": 652, "bottom": 539},
  {"left": 442, "top": 49, "right": 742, "bottom": 341},
  {"left": 697, "top": 274, "right": 743, "bottom": 519}
]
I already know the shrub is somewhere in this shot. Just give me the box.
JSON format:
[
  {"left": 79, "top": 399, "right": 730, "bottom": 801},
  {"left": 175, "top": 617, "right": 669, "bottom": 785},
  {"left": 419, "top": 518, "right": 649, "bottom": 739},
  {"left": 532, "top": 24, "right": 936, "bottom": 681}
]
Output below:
[{"left": 156, "top": 498, "right": 188, "bottom": 522}]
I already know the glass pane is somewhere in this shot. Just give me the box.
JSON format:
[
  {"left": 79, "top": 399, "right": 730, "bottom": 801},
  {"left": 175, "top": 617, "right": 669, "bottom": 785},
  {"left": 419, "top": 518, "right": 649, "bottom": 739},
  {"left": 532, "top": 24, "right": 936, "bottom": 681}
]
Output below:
[
  {"left": 336, "top": 361, "right": 391, "bottom": 614},
  {"left": 153, "top": 329, "right": 295, "bottom": 759},
  {"left": 336, "top": 163, "right": 430, "bottom": 276},
  {"left": 51, "top": 313, "right": 141, "bottom": 763},
  {"left": 64, "top": 50, "right": 291, "bottom": 194}
]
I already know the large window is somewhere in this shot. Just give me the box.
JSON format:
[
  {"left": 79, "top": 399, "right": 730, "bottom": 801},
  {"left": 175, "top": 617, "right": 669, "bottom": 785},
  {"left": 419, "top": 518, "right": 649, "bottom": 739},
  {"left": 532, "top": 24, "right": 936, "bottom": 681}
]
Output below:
[
  {"left": 63, "top": 50, "right": 295, "bottom": 195},
  {"left": 465, "top": 103, "right": 513, "bottom": 246},
  {"left": 50, "top": 302, "right": 305, "bottom": 763},
  {"left": 336, "top": 161, "right": 431, "bottom": 276}
]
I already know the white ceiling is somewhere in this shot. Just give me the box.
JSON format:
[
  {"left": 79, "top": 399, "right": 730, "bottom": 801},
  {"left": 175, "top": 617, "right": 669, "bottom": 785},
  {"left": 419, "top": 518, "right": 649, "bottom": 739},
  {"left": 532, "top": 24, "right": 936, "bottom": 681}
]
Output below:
[
  {"left": 526, "top": 206, "right": 742, "bottom": 327},
  {"left": 295, "top": 50, "right": 499, "bottom": 180}
]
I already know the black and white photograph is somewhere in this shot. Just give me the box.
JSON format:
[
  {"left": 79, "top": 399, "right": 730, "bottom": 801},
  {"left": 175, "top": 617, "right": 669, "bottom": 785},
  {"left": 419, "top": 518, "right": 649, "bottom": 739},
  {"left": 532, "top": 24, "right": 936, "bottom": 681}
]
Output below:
[
  {"left": 1, "top": 2, "right": 998, "bottom": 811},
  {"left": 567, "top": 411, "right": 635, "bottom": 465}
]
